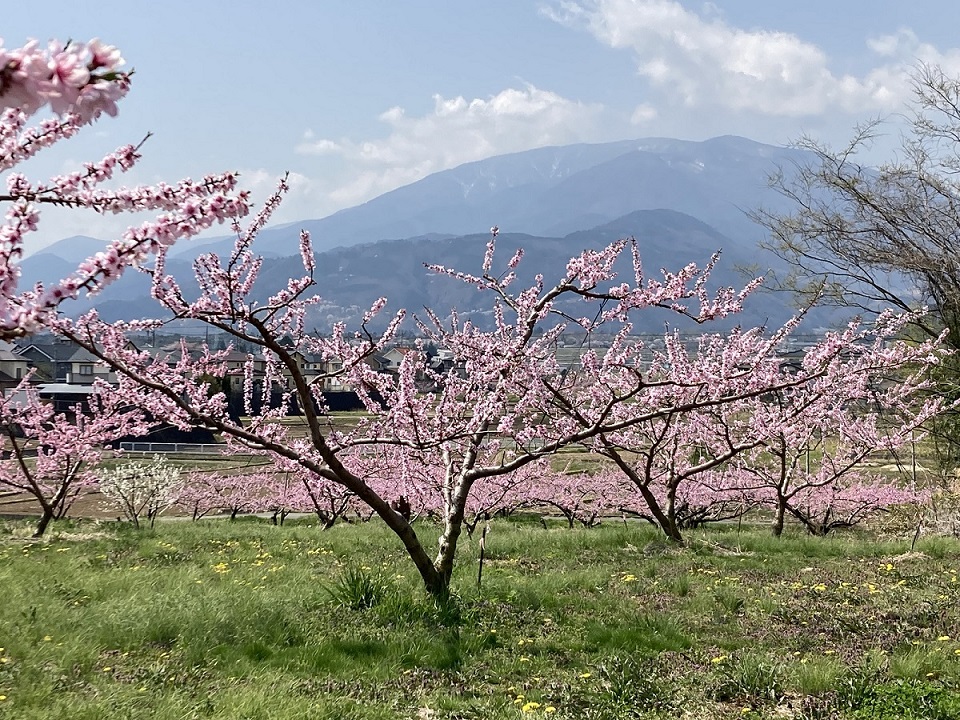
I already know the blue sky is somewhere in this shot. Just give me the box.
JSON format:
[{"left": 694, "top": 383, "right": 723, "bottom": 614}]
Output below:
[{"left": 6, "top": 0, "right": 960, "bottom": 252}]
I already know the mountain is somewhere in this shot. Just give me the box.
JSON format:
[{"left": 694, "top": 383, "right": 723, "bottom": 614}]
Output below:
[
  {"left": 167, "top": 135, "right": 808, "bottom": 261},
  {"left": 33, "top": 235, "right": 109, "bottom": 265},
  {"left": 33, "top": 209, "right": 822, "bottom": 334},
  {"left": 18, "top": 134, "right": 836, "bottom": 332},
  {"left": 19, "top": 235, "right": 109, "bottom": 289}
]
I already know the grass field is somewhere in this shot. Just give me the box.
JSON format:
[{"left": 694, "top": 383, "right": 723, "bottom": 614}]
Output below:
[{"left": 2, "top": 516, "right": 960, "bottom": 719}]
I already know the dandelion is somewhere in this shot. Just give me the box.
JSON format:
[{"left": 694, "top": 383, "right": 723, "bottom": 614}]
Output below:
[
  {"left": 545, "top": 707, "right": 556, "bottom": 714},
  {"left": 938, "top": 636, "right": 951, "bottom": 641},
  {"left": 521, "top": 702, "right": 541, "bottom": 712},
  {"left": 0, "top": 695, "right": 6, "bottom": 701},
  {"left": 42, "top": 635, "right": 52, "bottom": 642},
  {"left": 711, "top": 655, "right": 729, "bottom": 664},
  {"left": 578, "top": 672, "right": 592, "bottom": 678}
]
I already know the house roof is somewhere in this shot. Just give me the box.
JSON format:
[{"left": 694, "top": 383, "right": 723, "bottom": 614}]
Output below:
[
  {"left": 17, "top": 343, "right": 78, "bottom": 362},
  {"left": 66, "top": 347, "right": 101, "bottom": 363},
  {"left": 221, "top": 350, "right": 258, "bottom": 363}
]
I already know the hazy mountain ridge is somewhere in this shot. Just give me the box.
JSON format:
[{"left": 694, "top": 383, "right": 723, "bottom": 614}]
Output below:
[
  {"left": 18, "top": 135, "right": 829, "bottom": 333},
  {"left": 23, "top": 209, "right": 816, "bottom": 334},
  {"left": 157, "top": 135, "right": 808, "bottom": 261}
]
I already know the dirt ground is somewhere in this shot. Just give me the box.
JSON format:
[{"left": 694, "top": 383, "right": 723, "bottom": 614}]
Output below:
[{"left": 0, "top": 490, "right": 124, "bottom": 521}]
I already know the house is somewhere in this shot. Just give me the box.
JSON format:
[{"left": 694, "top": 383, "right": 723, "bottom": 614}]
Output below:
[
  {"left": 65, "top": 346, "right": 116, "bottom": 384},
  {"left": 15, "top": 339, "right": 73, "bottom": 382},
  {"left": 0, "top": 342, "right": 29, "bottom": 393},
  {"left": 221, "top": 350, "right": 267, "bottom": 375},
  {"left": 379, "top": 346, "right": 417, "bottom": 372},
  {"left": 279, "top": 350, "right": 349, "bottom": 392},
  {"left": 15, "top": 336, "right": 137, "bottom": 386}
]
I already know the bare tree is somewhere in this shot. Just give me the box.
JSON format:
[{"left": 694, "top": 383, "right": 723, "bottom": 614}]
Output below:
[
  {"left": 754, "top": 64, "right": 960, "bottom": 341},
  {"left": 752, "top": 62, "right": 960, "bottom": 468}
]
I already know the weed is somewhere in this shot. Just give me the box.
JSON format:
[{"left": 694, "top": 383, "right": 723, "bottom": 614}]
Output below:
[
  {"left": 713, "top": 587, "right": 745, "bottom": 617},
  {"left": 667, "top": 574, "right": 691, "bottom": 597},
  {"left": 788, "top": 655, "right": 844, "bottom": 696},
  {"left": 326, "top": 565, "right": 393, "bottom": 610},
  {"left": 711, "top": 653, "right": 785, "bottom": 705},
  {"left": 843, "top": 679, "right": 960, "bottom": 719}
]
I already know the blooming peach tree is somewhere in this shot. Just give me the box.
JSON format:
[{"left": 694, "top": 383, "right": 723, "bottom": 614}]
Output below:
[
  {"left": 1, "top": 37, "right": 951, "bottom": 595},
  {"left": 721, "top": 314, "right": 947, "bottom": 535},
  {"left": 0, "top": 377, "right": 148, "bottom": 536},
  {"left": 590, "top": 312, "right": 947, "bottom": 541},
  {"left": 0, "top": 38, "right": 250, "bottom": 338},
  {"left": 55, "top": 209, "right": 777, "bottom": 595}
]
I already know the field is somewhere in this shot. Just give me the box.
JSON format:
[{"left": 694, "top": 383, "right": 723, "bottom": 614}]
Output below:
[{"left": 2, "top": 517, "right": 960, "bottom": 719}]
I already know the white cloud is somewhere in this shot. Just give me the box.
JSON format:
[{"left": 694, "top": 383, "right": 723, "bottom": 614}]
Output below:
[
  {"left": 630, "top": 103, "right": 657, "bottom": 124},
  {"left": 296, "top": 136, "right": 342, "bottom": 156},
  {"left": 296, "top": 84, "right": 608, "bottom": 209},
  {"left": 866, "top": 27, "right": 960, "bottom": 75},
  {"left": 543, "top": 0, "right": 934, "bottom": 117}
]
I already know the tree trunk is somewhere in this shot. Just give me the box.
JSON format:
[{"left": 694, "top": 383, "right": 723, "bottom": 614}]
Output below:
[
  {"left": 664, "top": 485, "right": 684, "bottom": 542},
  {"left": 602, "top": 445, "right": 683, "bottom": 542},
  {"left": 33, "top": 508, "right": 54, "bottom": 538},
  {"left": 636, "top": 481, "right": 683, "bottom": 542},
  {"left": 349, "top": 478, "right": 449, "bottom": 597},
  {"left": 434, "top": 510, "right": 465, "bottom": 596},
  {"left": 772, "top": 497, "right": 786, "bottom": 537}
]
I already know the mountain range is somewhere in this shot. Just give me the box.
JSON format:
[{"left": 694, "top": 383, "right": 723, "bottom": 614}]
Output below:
[{"left": 22, "top": 135, "right": 831, "bottom": 333}]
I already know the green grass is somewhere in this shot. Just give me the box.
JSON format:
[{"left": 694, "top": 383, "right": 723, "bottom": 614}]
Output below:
[{"left": 2, "top": 518, "right": 960, "bottom": 718}]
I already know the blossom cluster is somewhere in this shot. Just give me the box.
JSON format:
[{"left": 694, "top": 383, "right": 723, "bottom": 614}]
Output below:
[
  {"left": 0, "top": 38, "right": 129, "bottom": 123},
  {"left": 0, "top": 38, "right": 251, "bottom": 338}
]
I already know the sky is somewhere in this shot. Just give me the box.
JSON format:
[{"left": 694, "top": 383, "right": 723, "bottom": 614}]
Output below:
[{"left": 6, "top": 0, "right": 960, "bottom": 253}]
